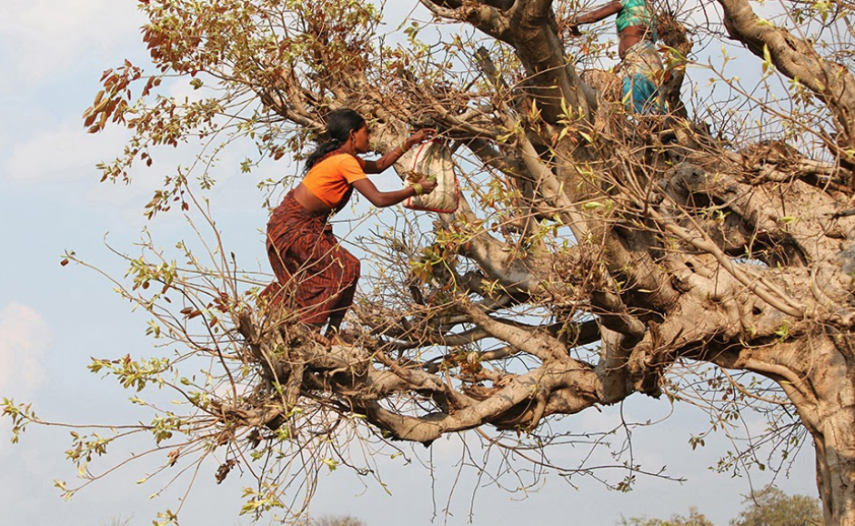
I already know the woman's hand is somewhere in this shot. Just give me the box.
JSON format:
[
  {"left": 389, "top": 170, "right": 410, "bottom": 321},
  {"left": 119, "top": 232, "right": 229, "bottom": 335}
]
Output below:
[
  {"left": 415, "top": 177, "right": 438, "bottom": 195},
  {"left": 406, "top": 128, "right": 436, "bottom": 149}
]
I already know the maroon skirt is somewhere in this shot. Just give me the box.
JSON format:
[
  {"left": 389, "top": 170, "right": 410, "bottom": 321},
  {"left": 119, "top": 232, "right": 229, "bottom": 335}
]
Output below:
[{"left": 263, "top": 189, "right": 360, "bottom": 325}]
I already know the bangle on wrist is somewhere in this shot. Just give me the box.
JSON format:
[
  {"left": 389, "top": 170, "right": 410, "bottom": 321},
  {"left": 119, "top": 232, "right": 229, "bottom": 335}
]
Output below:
[
  {"left": 399, "top": 140, "right": 410, "bottom": 153},
  {"left": 412, "top": 182, "right": 423, "bottom": 196}
]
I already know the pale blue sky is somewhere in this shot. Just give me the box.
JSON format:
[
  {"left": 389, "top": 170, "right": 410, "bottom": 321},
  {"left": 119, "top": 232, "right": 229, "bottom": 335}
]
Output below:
[{"left": 0, "top": 1, "right": 818, "bottom": 525}]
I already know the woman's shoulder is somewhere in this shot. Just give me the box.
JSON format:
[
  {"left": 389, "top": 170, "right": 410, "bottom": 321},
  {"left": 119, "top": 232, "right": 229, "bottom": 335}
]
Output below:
[
  {"left": 306, "top": 154, "right": 367, "bottom": 185},
  {"left": 318, "top": 153, "right": 366, "bottom": 170}
]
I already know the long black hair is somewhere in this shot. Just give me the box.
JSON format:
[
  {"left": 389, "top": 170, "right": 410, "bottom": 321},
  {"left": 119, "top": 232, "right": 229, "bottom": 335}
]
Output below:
[{"left": 304, "top": 109, "right": 366, "bottom": 173}]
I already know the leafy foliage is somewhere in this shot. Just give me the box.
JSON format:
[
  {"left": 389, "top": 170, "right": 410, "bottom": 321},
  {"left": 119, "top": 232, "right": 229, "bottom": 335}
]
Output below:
[
  {"left": 618, "top": 508, "right": 715, "bottom": 526},
  {"left": 617, "top": 486, "right": 821, "bottom": 526},
  {"left": 310, "top": 515, "right": 367, "bottom": 526},
  {"left": 731, "top": 486, "right": 822, "bottom": 526}
]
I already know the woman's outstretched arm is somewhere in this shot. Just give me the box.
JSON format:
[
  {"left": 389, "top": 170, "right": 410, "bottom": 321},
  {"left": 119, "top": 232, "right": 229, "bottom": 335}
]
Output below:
[
  {"left": 351, "top": 177, "right": 437, "bottom": 208},
  {"left": 569, "top": 0, "right": 622, "bottom": 28},
  {"left": 363, "top": 129, "right": 435, "bottom": 174}
]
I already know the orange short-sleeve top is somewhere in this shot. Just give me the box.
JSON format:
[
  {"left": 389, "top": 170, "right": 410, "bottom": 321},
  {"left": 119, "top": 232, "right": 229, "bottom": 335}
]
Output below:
[{"left": 302, "top": 154, "right": 368, "bottom": 207}]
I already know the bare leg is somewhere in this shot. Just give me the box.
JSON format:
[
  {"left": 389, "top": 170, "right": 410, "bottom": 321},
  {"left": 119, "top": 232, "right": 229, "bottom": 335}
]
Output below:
[{"left": 324, "top": 279, "right": 357, "bottom": 339}]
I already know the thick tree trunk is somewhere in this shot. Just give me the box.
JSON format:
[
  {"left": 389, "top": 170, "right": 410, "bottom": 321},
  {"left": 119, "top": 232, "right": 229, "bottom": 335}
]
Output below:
[
  {"left": 803, "top": 340, "right": 855, "bottom": 526},
  {"left": 816, "top": 425, "right": 855, "bottom": 526}
]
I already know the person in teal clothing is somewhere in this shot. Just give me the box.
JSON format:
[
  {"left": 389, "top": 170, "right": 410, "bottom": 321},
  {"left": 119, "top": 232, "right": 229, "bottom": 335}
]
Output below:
[{"left": 568, "top": 0, "right": 665, "bottom": 114}]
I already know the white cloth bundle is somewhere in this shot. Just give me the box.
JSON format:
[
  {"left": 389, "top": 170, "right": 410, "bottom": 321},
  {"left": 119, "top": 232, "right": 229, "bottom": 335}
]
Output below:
[{"left": 404, "top": 140, "right": 459, "bottom": 213}]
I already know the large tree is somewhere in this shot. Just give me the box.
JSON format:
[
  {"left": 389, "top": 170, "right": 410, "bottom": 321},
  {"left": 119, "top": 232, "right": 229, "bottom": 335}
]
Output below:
[
  {"left": 731, "top": 485, "right": 822, "bottom": 526},
  {"left": 618, "top": 485, "right": 822, "bottom": 525},
  {"left": 5, "top": 0, "right": 855, "bottom": 524}
]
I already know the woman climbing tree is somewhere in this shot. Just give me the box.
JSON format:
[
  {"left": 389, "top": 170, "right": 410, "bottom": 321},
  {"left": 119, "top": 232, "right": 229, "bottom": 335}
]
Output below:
[
  {"left": 568, "top": 0, "right": 664, "bottom": 114},
  {"left": 264, "top": 109, "right": 437, "bottom": 343}
]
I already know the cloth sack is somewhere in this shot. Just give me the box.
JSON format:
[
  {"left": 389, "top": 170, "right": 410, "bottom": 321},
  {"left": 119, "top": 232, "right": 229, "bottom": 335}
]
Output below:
[{"left": 404, "top": 140, "right": 459, "bottom": 213}]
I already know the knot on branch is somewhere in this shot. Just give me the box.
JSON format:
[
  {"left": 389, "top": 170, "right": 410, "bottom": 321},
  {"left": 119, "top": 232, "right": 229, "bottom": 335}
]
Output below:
[
  {"left": 626, "top": 323, "right": 670, "bottom": 398},
  {"left": 665, "top": 162, "right": 721, "bottom": 196}
]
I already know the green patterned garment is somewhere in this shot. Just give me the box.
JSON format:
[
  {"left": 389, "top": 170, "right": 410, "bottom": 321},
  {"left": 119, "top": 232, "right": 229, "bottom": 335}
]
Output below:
[{"left": 616, "top": 0, "right": 655, "bottom": 35}]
